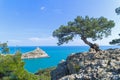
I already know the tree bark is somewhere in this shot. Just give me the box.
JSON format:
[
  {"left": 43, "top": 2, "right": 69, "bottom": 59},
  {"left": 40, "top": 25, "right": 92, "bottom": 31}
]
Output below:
[{"left": 81, "top": 36, "right": 100, "bottom": 52}]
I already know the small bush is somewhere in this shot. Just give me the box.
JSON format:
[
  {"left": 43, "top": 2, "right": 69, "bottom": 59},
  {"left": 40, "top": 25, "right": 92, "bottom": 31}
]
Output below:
[
  {"left": 74, "top": 64, "right": 80, "bottom": 72},
  {"left": 35, "top": 67, "right": 55, "bottom": 80}
]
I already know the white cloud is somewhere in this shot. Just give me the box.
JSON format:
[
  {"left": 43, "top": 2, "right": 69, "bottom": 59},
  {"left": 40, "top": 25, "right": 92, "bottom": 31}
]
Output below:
[
  {"left": 8, "top": 36, "right": 115, "bottom": 46},
  {"left": 40, "top": 6, "right": 45, "bottom": 10},
  {"left": 28, "top": 37, "right": 87, "bottom": 46},
  {"left": 8, "top": 40, "right": 22, "bottom": 43},
  {"left": 28, "top": 37, "right": 55, "bottom": 42},
  {"left": 27, "top": 37, "right": 57, "bottom": 46},
  {"left": 29, "top": 37, "right": 41, "bottom": 42}
]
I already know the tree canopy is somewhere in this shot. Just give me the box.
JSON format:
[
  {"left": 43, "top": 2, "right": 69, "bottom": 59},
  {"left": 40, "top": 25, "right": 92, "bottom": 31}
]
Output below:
[
  {"left": 0, "top": 43, "right": 49, "bottom": 80},
  {"left": 0, "top": 51, "right": 39, "bottom": 80},
  {"left": 0, "top": 42, "right": 9, "bottom": 54},
  {"left": 53, "top": 16, "right": 115, "bottom": 51},
  {"left": 109, "top": 7, "right": 120, "bottom": 45},
  {"left": 109, "top": 37, "right": 120, "bottom": 45},
  {"left": 115, "top": 7, "right": 120, "bottom": 15}
]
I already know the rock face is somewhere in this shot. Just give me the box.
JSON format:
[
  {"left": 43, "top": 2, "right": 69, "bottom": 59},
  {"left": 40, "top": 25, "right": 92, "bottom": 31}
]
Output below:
[
  {"left": 21, "top": 47, "right": 49, "bottom": 59},
  {"left": 51, "top": 48, "right": 120, "bottom": 80},
  {"left": 51, "top": 61, "right": 69, "bottom": 80}
]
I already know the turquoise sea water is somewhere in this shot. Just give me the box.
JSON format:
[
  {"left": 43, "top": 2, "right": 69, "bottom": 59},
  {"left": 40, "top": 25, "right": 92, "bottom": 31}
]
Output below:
[{"left": 9, "top": 46, "right": 120, "bottom": 73}]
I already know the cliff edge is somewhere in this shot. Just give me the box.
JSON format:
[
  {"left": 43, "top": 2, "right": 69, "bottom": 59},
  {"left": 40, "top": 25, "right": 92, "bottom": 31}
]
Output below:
[{"left": 51, "top": 48, "right": 120, "bottom": 80}]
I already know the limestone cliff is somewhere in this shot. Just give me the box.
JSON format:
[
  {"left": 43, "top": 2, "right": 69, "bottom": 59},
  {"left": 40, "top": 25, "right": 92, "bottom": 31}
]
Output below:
[
  {"left": 51, "top": 48, "right": 120, "bottom": 80},
  {"left": 21, "top": 47, "right": 49, "bottom": 59}
]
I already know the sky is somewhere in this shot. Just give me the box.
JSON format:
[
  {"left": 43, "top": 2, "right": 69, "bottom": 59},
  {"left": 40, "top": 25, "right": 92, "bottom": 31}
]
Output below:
[{"left": 0, "top": 0, "right": 120, "bottom": 46}]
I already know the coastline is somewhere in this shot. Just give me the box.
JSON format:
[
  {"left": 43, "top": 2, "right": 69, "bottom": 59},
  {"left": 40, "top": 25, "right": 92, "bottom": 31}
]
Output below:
[{"left": 2, "top": 46, "right": 120, "bottom": 73}]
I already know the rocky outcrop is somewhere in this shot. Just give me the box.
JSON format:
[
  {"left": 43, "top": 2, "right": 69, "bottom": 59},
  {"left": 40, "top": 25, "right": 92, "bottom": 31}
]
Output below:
[
  {"left": 51, "top": 61, "right": 69, "bottom": 80},
  {"left": 21, "top": 47, "right": 49, "bottom": 59},
  {"left": 51, "top": 48, "right": 120, "bottom": 80}
]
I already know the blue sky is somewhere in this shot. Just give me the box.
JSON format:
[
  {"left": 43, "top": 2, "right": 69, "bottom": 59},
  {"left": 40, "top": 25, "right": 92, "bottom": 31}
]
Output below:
[{"left": 0, "top": 0, "right": 120, "bottom": 46}]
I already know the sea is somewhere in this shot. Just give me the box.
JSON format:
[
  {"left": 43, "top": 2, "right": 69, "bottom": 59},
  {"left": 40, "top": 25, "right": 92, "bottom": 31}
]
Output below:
[{"left": 8, "top": 46, "right": 120, "bottom": 73}]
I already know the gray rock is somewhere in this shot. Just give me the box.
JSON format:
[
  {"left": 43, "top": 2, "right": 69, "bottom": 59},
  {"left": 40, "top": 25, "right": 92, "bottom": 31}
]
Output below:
[
  {"left": 51, "top": 48, "right": 120, "bottom": 80},
  {"left": 51, "top": 62, "right": 69, "bottom": 80},
  {"left": 21, "top": 47, "right": 49, "bottom": 59}
]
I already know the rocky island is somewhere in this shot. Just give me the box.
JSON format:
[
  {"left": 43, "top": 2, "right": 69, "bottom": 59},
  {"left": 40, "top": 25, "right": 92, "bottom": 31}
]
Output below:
[
  {"left": 21, "top": 47, "right": 49, "bottom": 59},
  {"left": 51, "top": 48, "right": 120, "bottom": 80}
]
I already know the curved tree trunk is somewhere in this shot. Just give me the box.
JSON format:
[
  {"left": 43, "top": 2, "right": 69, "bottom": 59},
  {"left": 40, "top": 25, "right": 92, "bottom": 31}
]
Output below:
[{"left": 81, "top": 36, "right": 100, "bottom": 52}]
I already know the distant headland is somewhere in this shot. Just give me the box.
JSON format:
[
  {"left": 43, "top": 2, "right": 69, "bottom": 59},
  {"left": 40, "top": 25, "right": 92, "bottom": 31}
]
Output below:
[{"left": 21, "top": 47, "right": 49, "bottom": 59}]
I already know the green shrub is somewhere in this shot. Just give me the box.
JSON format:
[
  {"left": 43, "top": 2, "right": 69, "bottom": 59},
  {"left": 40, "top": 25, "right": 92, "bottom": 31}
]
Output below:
[
  {"left": 0, "top": 51, "right": 39, "bottom": 80},
  {"left": 35, "top": 67, "right": 55, "bottom": 80},
  {"left": 74, "top": 64, "right": 80, "bottom": 72}
]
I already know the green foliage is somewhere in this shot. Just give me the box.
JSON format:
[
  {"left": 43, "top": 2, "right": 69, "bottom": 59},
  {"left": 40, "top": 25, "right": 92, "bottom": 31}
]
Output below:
[
  {"left": 35, "top": 67, "right": 55, "bottom": 80},
  {"left": 53, "top": 16, "right": 115, "bottom": 45},
  {"left": 0, "top": 42, "right": 9, "bottom": 54},
  {"left": 0, "top": 42, "right": 54, "bottom": 80},
  {"left": 109, "top": 34, "right": 120, "bottom": 45},
  {"left": 0, "top": 51, "right": 39, "bottom": 80},
  {"left": 115, "top": 7, "right": 120, "bottom": 15},
  {"left": 109, "top": 7, "right": 120, "bottom": 45},
  {"left": 74, "top": 64, "right": 80, "bottom": 72}
]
